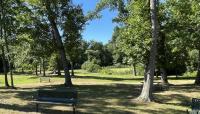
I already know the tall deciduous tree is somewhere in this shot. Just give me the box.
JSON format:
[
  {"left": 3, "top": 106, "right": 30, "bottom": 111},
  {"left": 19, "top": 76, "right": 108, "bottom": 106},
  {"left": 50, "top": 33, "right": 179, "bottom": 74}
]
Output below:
[
  {"left": 63, "top": 5, "right": 85, "bottom": 76},
  {"left": 137, "top": 0, "right": 159, "bottom": 102},
  {"left": 0, "top": 0, "right": 22, "bottom": 88},
  {"left": 44, "top": 0, "right": 73, "bottom": 87}
]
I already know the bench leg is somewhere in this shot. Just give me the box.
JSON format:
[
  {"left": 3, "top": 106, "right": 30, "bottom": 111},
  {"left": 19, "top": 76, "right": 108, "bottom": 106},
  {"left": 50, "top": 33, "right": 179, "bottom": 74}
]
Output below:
[
  {"left": 72, "top": 104, "right": 76, "bottom": 114},
  {"left": 36, "top": 103, "right": 39, "bottom": 112}
]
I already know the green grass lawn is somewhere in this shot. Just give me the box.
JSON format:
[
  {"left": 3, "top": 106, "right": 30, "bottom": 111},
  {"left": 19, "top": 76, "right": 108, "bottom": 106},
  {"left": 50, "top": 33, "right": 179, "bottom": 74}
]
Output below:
[{"left": 0, "top": 69, "right": 199, "bottom": 114}]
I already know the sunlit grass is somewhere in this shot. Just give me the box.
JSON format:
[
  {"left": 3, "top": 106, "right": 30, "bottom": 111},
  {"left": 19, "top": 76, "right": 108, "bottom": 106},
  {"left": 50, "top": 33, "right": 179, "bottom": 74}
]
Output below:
[{"left": 0, "top": 69, "right": 199, "bottom": 114}]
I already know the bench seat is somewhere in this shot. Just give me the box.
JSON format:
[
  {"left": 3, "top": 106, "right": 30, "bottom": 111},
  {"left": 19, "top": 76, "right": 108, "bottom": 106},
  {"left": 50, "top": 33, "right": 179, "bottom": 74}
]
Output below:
[{"left": 34, "top": 97, "right": 78, "bottom": 104}]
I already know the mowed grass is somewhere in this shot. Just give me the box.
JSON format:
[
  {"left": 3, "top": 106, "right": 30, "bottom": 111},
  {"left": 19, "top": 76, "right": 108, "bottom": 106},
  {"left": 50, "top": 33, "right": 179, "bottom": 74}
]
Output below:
[{"left": 0, "top": 69, "right": 199, "bottom": 114}]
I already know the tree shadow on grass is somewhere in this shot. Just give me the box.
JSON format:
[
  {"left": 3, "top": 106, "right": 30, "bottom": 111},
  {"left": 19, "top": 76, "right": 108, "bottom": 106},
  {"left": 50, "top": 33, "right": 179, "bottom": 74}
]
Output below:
[
  {"left": 134, "top": 108, "right": 186, "bottom": 114},
  {"left": 0, "top": 84, "right": 140, "bottom": 114},
  {"left": 0, "top": 83, "right": 196, "bottom": 114},
  {"left": 0, "top": 103, "right": 77, "bottom": 114},
  {"left": 0, "top": 103, "right": 37, "bottom": 113},
  {"left": 169, "top": 84, "right": 200, "bottom": 93},
  {"left": 155, "top": 93, "right": 191, "bottom": 106},
  {"left": 67, "top": 75, "right": 144, "bottom": 81}
]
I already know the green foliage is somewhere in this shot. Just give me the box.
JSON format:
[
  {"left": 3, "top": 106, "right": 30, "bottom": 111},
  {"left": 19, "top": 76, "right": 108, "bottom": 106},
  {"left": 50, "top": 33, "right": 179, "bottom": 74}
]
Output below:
[
  {"left": 48, "top": 53, "right": 58, "bottom": 71},
  {"left": 186, "top": 49, "right": 199, "bottom": 72},
  {"left": 100, "top": 68, "right": 113, "bottom": 75},
  {"left": 81, "top": 61, "right": 101, "bottom": 73},
  {"left": 100, "top": 67, "right": 132, "bottom": 75},
  {"left": 183, "top": 71, "right": 197, "bottom": 77},
  {"left": 106, "top": 0, "right": 151, "bottom": 67},
  {"left": 63, "top": 4, "right": 86, "bottom": 68},
  {"left": 100, "top": 65, "right": 145, "bottom": 76},
  {"left": 85, "top": 41, "right": 113, "bottom": 67}
]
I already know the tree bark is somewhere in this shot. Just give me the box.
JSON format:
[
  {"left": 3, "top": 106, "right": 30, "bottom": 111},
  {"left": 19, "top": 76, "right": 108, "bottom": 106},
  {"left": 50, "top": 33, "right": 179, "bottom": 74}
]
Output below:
[
  {"left": 10, "top": 64, "right": 14, "bottom": 88},
  {"left": 157, "top": 32, "right": 169, "bottom": 84},
  {"left": 195, "top": 49, "right": 200, "bottom": 85},
  {"left": 133, "top": 64, "right": 137, "bottom": 76},
  {"left": 137, "top": 0, "right": 158, "bottom": 102},
  {"left": 39, "top": 62, "right": 42, "bottom": 74},
  {"left": 45, "top": 0, "right": 72, "bottom": 87},
  {"left": 56, "top": 57, "right": 61, "bottom": 75},
  {"left": 42, "top": 58, "right": 46, "bottom": 76},
  {"left": 1, "top": 47, "right": 9, "bottom": 87},
  {"left": 71, "top": 62, "right": 74, "bottom": 77},
  {"left": 35, "top": 63, "right": 38, "bottom": 76},
  {"left": 4, "top": 27, "right": 14, "bottom": 88},
  {"left": 160, "top": 68, "right": 168, "bottom": 85},
  {"left": 0, "top": 0, "right": 10, "bottom": 87},
  {"left": 155, "top": 68, "right": 159, "bottom": 78}
]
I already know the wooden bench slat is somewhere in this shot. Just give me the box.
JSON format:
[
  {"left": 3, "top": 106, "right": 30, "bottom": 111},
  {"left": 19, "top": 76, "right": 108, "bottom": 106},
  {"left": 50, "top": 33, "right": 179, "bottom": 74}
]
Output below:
[
  {"left": 37, "top": 89, "right": 78, "bottom": 99},
  {"left": 32, "top": 100, "right": 77, "bottom": 105},
  {"left": 37, "top": 97, "right": 77, "bottom": 103}
]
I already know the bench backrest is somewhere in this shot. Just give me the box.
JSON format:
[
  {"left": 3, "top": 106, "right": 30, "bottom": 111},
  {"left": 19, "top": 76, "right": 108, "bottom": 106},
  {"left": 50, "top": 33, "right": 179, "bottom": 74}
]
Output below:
[
  {"left": 192, "top": 98, "right": 200, "bottom": 110},
  {"left": 37, "top": 89, "right": 77, "bottom": 99}
]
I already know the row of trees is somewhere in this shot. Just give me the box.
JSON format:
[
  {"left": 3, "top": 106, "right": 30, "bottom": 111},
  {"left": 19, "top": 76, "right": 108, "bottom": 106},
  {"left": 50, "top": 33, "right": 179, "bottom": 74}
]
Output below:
[
  {"left": 92, "top": 0, "right": 200, "bottom": 102},
  {"left": 1, "top": 0, "right": 200, "bottom": 102},
  {"left": 0, "top": 0, "right": 88, "bottom": 87},
  {"left": 0, "top": 0, "right": 116, "bottom": 88}
]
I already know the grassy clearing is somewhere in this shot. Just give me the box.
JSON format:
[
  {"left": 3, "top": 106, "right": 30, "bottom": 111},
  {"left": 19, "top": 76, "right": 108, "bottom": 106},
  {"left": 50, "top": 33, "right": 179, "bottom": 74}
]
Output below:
[{"left": 0, "top": 69, "right": 199, "bottom": 114}]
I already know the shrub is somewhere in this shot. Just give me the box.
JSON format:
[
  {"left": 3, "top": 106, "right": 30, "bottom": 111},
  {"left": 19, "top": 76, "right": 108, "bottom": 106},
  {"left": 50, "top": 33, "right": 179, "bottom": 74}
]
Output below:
[
  {"left": 81, "top": 61, "right": 101, "bottom": 73},
  {"left": 100, "top": 68, "right": 112, "bottom": 75},
  {"left": 183, "top": 71, "right": 197, "bottom": 77}
]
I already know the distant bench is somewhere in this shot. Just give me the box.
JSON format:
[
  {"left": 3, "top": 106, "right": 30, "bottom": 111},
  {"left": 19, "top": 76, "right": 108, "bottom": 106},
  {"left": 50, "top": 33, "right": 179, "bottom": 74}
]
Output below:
[
  {"left": 187, "top": 98, "right": 200, "bottom": 114},
  {"left": 40, "top": 77, "right": 51, "bottom": 83},
  {"left": 32, "top": 89, "right": 78, "bottom": 114}
]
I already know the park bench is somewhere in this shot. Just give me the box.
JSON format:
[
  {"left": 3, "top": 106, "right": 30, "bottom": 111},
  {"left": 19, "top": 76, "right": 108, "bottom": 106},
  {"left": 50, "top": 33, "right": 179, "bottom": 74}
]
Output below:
[
  {"left": 33, "top": 89, "right": 78, "bottom": 114},
  {"left": 40, "top": 77, "right": 51, "bottom": 83},
  {"left": 187, "top": 98, "right": 200, "bottom": 114}
]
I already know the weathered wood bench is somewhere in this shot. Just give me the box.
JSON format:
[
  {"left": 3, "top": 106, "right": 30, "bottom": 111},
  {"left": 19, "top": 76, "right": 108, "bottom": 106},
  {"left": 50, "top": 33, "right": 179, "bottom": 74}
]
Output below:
[
  {"left": 33, "top": 89, "right": 78, "bottom": 114},
  {"left": 40, "top": 77, "right": 51, "bottom": 83},
  {"left": 187, "top": 98, "right": 200, "bottom": 114}
]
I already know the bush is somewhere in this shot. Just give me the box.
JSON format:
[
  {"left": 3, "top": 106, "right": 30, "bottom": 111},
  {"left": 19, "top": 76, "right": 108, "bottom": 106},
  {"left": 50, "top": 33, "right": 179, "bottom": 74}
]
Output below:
[
  {"left": 183, "top": 71, "right": 197, "bottom": 77},
  {"left": 81, "top": 61, "right": 101, "bottom": 73},
  {"left": 100, "top": 68, "right": 113, "bottom": 75}
]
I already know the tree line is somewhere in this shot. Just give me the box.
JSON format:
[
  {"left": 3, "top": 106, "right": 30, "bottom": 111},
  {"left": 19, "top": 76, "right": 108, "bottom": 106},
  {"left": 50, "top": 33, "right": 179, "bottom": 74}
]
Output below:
[{"left": 0, "top": 0, "right": 200, "bottom": 102}]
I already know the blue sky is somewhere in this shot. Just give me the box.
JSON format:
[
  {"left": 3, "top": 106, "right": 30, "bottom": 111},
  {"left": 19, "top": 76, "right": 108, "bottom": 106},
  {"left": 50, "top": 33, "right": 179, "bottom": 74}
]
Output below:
[{"left": 73, "top": 0, "right": 118, "bottom": 44}]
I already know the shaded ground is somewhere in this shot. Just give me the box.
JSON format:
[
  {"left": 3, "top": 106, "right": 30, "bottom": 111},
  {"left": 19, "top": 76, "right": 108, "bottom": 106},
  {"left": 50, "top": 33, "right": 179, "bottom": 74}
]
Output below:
[{"left": 0, "top": 72, "right": 199, "bottom": 114}]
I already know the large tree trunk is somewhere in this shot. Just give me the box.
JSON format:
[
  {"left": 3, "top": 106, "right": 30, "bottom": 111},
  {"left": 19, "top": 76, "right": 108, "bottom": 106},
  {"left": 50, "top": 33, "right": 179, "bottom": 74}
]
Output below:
[
  {"left": 35, "top": 63, "right": 38, "bottom": 76},
  {"left": 42, "top": 58, "right": 46, "bottom": 77},
  {"left": 45, "top": 0, "right": 72, "bottom": 87},
  {"left": 10, "top": 63, "right": 14, "bottom": 88},
  {"left": 71, "top": 62, "right": 74, "bottom": 77},
  {"left": 56, "top": 57, "right": 61, "bottom": 76},
  {"left": 133, "top": 64, "right": 137, "bottom": 76},
  {"left": 39, "top": 62, "right": 42, "bottom": 74},
  {"left": 4, "top": 30, "right": 14, "bottom": 88},
  {"left": 195, "top": 49, "right": 200, "bottom": 85},
  {"left": 137, "top": 0, "right": 159, "bottom": 102},
  {"left": 1, "top": 47, "right": 9, "bottom": 87},
  {"left": 0, "top": 0, "right": 9, "bottom": 87},
  {"left": 160, "top": 68, "right": 168, "bottom": 85},
  {"left": 157, "top": 29, "right": 169, "bottom": 84}
]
